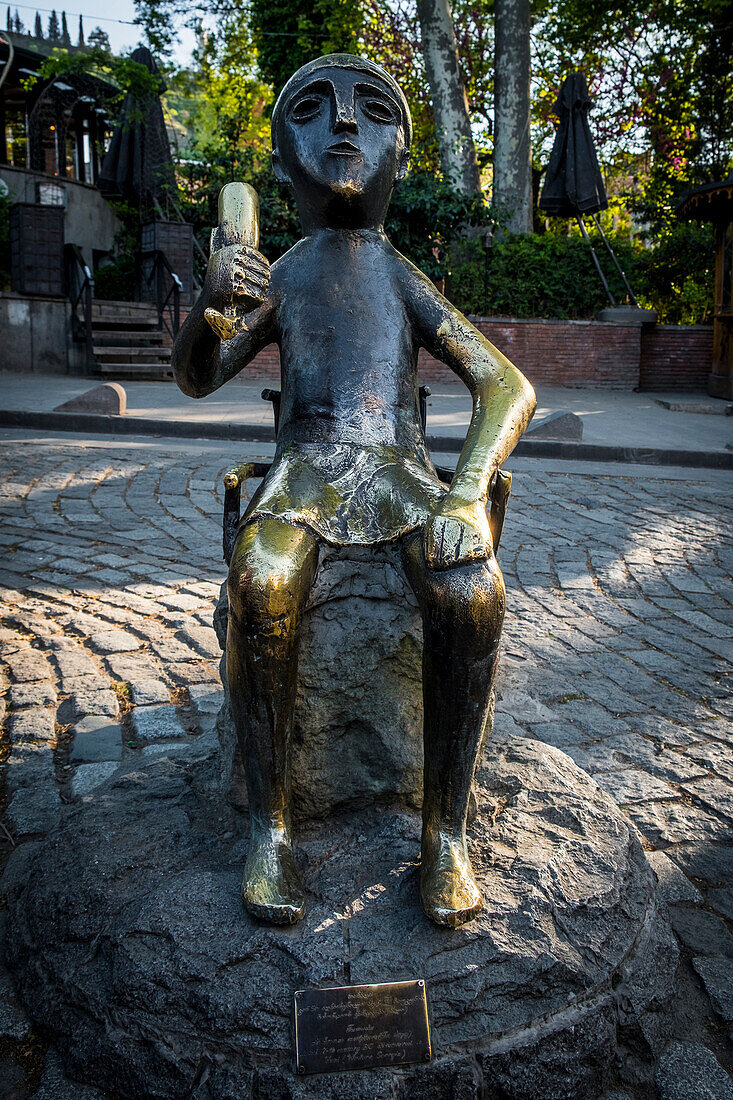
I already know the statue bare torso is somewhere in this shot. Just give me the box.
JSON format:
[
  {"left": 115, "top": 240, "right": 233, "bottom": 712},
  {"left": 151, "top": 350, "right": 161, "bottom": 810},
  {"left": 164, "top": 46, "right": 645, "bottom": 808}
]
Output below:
[{"left": 272, "top": 229, "right": 428, "bottom": 457}]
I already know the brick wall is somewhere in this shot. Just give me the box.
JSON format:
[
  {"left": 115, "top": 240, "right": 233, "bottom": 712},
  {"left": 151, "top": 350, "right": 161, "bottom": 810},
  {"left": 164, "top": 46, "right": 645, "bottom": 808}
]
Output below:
[
  {"left": 638, "top": 325, "right": 712, "bottom": 392},
  {"left": 175, "top": 310, "right": 710, "bottom": 391},
  {"left": 421, "top": 317, "right": 641, "bottom": 389}
]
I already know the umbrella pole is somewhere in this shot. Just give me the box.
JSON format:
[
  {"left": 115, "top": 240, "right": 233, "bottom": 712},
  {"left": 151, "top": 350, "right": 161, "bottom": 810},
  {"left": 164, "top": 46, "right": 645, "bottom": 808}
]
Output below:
[
  {"left": 591, "top": 214, "right": 639, "bottom": 307},
  {"left": 576, "top": 214, "right": 616, "bottom": 308}
]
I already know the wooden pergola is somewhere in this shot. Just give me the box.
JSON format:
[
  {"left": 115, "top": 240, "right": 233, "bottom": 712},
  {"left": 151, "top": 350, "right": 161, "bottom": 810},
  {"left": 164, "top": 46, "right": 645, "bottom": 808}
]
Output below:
[{"left": 678, "top": 178, "right": 733, "bottom": 400}]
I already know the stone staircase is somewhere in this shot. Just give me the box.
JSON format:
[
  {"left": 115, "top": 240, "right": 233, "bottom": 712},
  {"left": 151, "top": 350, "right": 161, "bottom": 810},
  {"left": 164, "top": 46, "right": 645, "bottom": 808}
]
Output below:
[{"left": 91, "top": 301, "right": 173, "bottom": 381}]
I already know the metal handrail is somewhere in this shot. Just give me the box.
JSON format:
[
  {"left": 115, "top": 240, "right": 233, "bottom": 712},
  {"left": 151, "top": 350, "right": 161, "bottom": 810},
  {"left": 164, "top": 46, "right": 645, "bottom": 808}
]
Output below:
[
  {"left": 64, "top": 243, "right": 95, "bottom": 370},
  {"left": 139, "top": 248, "right": 181, "bottom": 340}
]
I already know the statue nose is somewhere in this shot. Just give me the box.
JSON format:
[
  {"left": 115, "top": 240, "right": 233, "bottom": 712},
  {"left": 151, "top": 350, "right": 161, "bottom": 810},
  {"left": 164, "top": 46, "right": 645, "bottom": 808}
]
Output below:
[{"left": 333, "top": 107, "right": 358, "bottom": 134}]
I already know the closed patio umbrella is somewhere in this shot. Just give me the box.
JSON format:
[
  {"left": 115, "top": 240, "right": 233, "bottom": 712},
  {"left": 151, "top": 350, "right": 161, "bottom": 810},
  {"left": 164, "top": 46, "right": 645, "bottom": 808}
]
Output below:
[
  {"left": 540, "top": 72, "right": 607, "bottom": 217},
  {"left": 98, "top": 46, "right": 176, "bottom": 208},
  {"left": 540, "top": 72, "right": 639, "bottom": 310}
]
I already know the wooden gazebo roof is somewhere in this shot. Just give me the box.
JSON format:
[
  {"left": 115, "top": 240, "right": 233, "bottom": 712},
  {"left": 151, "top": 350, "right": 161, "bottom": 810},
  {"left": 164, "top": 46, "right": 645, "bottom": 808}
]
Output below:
[{"left": 677, "top": 178, "right": 733, "bottom": 222}]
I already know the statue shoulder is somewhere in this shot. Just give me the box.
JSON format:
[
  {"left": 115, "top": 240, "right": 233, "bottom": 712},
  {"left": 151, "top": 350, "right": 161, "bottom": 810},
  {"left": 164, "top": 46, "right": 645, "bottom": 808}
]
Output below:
[{"left": 268, "top": 237, "right": 309, "bottom": 291}]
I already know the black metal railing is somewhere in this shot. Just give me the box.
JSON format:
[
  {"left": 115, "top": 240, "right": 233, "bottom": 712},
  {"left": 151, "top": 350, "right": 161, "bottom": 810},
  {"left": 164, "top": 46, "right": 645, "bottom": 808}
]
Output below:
[
  {"left": 64, "top": 243, "right": 95, "bottom": 371},
  {"left": 139, "top": 249, "right": 182, "bottom": 340}
]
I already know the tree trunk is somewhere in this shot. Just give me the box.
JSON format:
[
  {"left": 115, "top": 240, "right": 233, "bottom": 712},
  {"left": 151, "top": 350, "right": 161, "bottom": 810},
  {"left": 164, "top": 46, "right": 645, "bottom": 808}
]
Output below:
[
  {"left": 493, "top": 0, "right": 532, "bottom": 233},
  {"left": 418, "top": 0, "right": 481, "bottom": 194}
]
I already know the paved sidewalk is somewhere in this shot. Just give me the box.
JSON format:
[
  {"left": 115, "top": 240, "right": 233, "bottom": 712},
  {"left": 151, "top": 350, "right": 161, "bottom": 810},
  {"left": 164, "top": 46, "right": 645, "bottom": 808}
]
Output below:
[
  {"left": 1, "top": 372, "right": 732, "bottom": 453},
  {"left": 0, "top": 430, "right": 731, "bottom": 1095}
]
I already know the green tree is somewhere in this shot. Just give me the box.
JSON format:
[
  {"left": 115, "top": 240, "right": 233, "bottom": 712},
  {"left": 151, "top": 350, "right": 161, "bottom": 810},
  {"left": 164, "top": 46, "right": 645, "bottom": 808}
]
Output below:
[{"left": 250, "top": 0, "right": 364, "bottom": 96}]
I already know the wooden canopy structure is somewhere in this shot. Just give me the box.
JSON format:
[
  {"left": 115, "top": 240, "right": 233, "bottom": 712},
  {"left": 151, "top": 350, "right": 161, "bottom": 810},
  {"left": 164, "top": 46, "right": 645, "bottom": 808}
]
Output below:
[{"left": 678, "top": 178, "right": 733, "bottom": 400}]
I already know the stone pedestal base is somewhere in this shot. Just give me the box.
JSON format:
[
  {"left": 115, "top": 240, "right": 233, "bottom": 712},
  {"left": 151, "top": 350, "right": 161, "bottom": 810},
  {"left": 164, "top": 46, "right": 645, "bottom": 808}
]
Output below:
[{"left": 5, "top": 733, "right": 677, "bottom": 1100}]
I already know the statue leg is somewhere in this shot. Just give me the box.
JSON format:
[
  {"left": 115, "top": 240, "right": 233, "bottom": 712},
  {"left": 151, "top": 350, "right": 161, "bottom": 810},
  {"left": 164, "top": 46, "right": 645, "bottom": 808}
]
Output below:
[
  {"left": 402, "top": 532, "right": 505, "bottom": 928},
  {"left": 227, "top": 516, "right": 319, "bottom": 924}
]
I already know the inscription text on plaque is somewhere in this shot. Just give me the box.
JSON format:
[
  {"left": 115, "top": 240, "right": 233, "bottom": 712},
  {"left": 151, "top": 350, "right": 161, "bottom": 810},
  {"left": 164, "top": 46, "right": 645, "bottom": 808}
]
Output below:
[{"left": 293, "top": 979, "right": 431, "bottom": 1075}]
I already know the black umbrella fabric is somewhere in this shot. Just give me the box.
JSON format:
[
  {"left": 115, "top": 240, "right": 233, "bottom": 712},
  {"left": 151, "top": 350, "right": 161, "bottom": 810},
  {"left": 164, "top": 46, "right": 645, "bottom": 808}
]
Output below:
[
  {"left": 98, "top": 46, "right": 176, "bottom": 206},
  {"left": 540, "top": 72, "right": 607, "bottom": 217}
]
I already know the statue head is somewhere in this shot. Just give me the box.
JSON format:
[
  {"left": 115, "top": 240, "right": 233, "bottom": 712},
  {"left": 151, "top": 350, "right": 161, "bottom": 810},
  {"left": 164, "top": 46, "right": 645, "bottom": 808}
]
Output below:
[{"left": 271, "top": 54, "right": 412, "bottom": 232}]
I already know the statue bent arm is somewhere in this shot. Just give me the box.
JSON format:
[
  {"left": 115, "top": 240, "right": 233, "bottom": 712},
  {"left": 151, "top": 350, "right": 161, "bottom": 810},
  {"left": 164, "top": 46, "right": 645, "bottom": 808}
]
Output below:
[
  {"left": 401, "top": 259, "right": 537, "bottom": 570},
  {"left": 172, "top": 243, "right": 275, "bottom": 398}
]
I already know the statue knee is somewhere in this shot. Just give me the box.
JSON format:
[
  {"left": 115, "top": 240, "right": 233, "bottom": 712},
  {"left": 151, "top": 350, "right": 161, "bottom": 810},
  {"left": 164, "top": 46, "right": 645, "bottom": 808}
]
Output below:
[
  {"left": 228, "top": 521, "right": 315, "bottom": 631},
  {"left": 423, "top": 557, "right": 506, "bottom": 649}
]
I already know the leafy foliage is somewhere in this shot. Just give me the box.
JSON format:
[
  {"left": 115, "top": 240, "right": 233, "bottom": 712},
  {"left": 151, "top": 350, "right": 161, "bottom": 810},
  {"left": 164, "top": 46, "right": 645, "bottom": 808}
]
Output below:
[
  {"left": 250, "top": 0, "right": 364, "bottom": 97},
  {"left": 447, "top": 223, "right": 714, "bottom": 323}
]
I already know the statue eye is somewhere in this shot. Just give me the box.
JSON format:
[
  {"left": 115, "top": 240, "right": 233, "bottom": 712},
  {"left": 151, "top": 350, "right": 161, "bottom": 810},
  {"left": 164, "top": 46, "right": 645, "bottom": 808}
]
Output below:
[
  {"left": 290, "top": 96, "right": 323, "bottom": 122},
  {"left": 361, "top": 98, "right": 396, "bottom": 124}
]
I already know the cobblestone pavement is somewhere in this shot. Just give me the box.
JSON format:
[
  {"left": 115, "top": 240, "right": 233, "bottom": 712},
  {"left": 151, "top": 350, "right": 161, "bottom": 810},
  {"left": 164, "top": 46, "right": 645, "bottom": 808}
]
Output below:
[{"left": 0, "top": 434, "right": 731, "bottom": 1098}]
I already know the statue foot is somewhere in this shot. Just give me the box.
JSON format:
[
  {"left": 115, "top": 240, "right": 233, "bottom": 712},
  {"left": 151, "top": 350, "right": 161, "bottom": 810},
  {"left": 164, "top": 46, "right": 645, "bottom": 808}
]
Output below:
[
  {"left": 420, "top": 826, "right": 483, "bottom": 928},
  {"left": 242, "top": 827, "right": 305, "bottom": 925}
]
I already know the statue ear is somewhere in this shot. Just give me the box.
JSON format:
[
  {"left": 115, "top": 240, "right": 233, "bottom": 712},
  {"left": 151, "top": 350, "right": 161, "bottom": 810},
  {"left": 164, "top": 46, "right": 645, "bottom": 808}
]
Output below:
[
  {"left": 395, "top": 148, "right": 409, "bottom": 183},
  {"left": 272, "top": 150, "right": 291, "bottom": 185}
]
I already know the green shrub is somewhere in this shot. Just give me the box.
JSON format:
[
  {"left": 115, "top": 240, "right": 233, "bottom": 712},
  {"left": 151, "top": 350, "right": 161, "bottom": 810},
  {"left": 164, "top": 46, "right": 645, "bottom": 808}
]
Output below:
[{"left": 446, "top": 224, "right": 714, "bottom": 324}]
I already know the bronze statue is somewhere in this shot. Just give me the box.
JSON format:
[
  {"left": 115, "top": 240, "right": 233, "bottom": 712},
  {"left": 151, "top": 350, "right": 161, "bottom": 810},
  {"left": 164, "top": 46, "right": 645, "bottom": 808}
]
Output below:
[{"left": 172, "top": 54, "right": 536, "bottom": 929}]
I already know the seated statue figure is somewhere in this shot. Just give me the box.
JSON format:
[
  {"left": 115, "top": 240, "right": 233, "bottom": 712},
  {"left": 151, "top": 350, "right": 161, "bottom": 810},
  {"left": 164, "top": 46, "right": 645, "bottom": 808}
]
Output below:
[{"left": 172, "top": 54, "right": 536, "bottom": 929}]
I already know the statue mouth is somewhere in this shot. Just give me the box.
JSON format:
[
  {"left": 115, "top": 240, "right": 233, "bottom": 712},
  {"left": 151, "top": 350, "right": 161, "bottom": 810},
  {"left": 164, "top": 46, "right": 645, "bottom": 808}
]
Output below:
[{"left": 327, "top": 140, "right": 362, "bottom": 158}]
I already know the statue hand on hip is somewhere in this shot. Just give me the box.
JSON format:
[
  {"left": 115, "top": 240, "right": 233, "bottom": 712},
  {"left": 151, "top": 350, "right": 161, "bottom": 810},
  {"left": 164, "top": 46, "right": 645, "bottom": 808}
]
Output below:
[{"left": 423, "top": 495, "right": 493, "bottom": 571}]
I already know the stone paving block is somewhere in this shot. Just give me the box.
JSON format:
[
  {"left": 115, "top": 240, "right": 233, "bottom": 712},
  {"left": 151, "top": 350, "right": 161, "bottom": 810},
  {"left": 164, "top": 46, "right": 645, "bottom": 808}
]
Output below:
[
  {"left": 8, "top": 681, "right": 57, "bottom": 708},
  {"left": 669, "top": 843, "right": 733, "bottom": 885},
  {"left": 628, "top": 799, "right": 733, "bottom": 847},
  {"left": 53, "top": 649, "right": 100, "bottom": 681},
  {"left": 158, "top": 592, "right": 207, "bottom": 613},
  {"left": 167, "top": 661, "right": 218, "bottom": 685},
  {"left": 150, "top": 637, "right": 202, "bottom": 663},
  {"left": 188, "top": 683, "right": 225, "bottom": 714},
  {"left": 130, "top": 678, "right": 170, "bottom": 705},
  {"left": 175, "top": 624, "right": 221, "bottom": 658},
  {"left": 5, "top": 740, "right": 55, "bottom": 791},
  {"left": 526, "top": 720, "right": 587, "bottom": 748},
  {"left": 552, "top": 698, "right": 631, "bottom": 738},
  {"left": 89, "top": 629, "right": 141, "bottom": 654},
  {"left": 603, "top": 732, "right": 709, "bottom": 784},
  {"left": 492, "top": 711, "right": 526, "bottom": 739},
  {"left": 70, "top": 717, "right": 123, "bottom": 763},
  {"left": 707, "top": 886, "right": 733, "bottom": 922},
  {"left": 106, "top": 652, "right": 162, "bottom": 682},
  {"left": 594, "top": 768, "right": 677, "bottom": 804},
  {"left": 629, "top": 714, "right": 703, "bottom": 747},
  {"left": 57, "top": 674, "right": 111, "bottom": 695},
  {"left": 10, "top": 707, "right": 55, "bottom": 742},
  {"left": 495, "top": 689, "right": 556, "bottom": 723},
  {"left": 57, "top": 689, "right": 119, "bottom": 723},
  {"left": 560, "top": 742, "right": 628, "bottom": 774},
  {"left": 72, "top": 761, "right": 120, "bottom": 797},
  {"left": 691, "top": 958, "right": 733, "bottom": 1022},
  {"left": 140, "top": 742, "right": 191, "bottom": 756},
  {"left": 655, "top": 1041, "right": 733, "bottom": 1100},
  {"left": 131, "top": 704, "right": 186, "bottom": 742},
  {"left": 646, "top": 850, "right": 702, "bottom": 903},
  {"left": 3, "top": 646, "right": 53, "bottom": 682},
  {"left": 669, "top": 906, "right": 733, "bottom": 957},
  {"left": 684, "top": 776, "right": 733, "bottom": 821},
  {"left": 5, "top": 784, "right": 61, "bottom": 837},
  {"left": 687, "top": 741, "right": 733, "bottom": 783}
]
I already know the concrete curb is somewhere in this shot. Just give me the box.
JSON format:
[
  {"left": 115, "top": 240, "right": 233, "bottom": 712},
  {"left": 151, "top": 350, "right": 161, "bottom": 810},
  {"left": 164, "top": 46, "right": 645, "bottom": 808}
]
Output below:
[{"left": 1, "top": 409, "right": 732, "bottom": 469}]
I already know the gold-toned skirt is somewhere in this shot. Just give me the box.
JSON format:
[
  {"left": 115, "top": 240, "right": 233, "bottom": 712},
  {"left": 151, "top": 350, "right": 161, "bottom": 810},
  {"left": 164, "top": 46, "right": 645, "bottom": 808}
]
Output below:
[{"left": 242, "top": 441, "right": 448, "bottom": 546}]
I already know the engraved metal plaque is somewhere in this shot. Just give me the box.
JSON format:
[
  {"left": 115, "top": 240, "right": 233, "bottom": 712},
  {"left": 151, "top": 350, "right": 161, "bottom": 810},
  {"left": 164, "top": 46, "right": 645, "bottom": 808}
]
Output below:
[{"left": 293, "top": 980, "right": 431, "bottom": 1075}]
